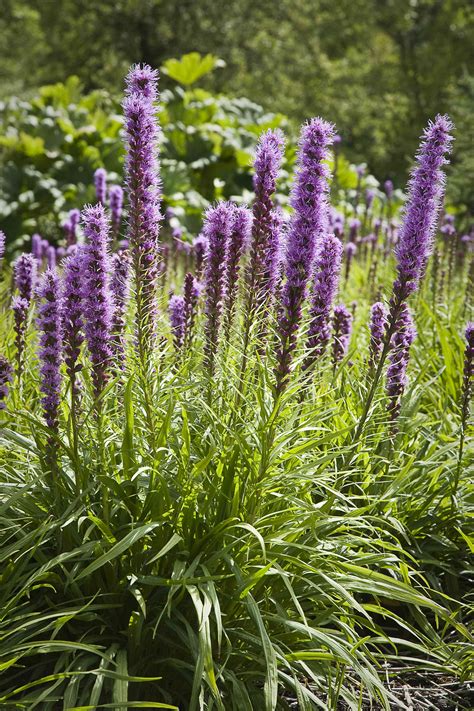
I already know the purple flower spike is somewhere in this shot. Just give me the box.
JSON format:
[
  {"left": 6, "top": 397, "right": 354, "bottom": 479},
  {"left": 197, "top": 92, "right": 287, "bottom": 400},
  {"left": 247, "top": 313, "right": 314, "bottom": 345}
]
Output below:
[
  {"left": 31, "top": 233, "right": 43, "bottom": 264},
  {"left": 169, "top": 294, "right": 186, "bottom": 352},
  {"left": 183, "top": 272, "right": 200, "bottom": 348},
  {"left": 62, "top": 248, "right": 85, "bottom": 394},
  {"left": 110, "top": 251, "right": 131, "bottom": 366},
  {"left": 368, "top": 301, "right": 388, "bottom": 370},
  {"left": 275, "top": 118, "right": 335, "bottom": 393},
  {"left": 460, "top": 322, "right": 474, "bottom": 441},
  {"left": 12, "top": 296, "right": 29, "bottom": 377},
  {"left": 63, "top": 209, "right": 81, "bottom": 246},
  {"left": 0, "top": 354, "right": 13, "bottom": 409},
  {"left": 81, "top": 204, "right": 114, "bottom": 398},
  {"left": 264, "top": 206, "right": 286, "bottom": 298},
  {"left": 394, "top": 115, "right": 454, "bottom": 299},
  {"left": 304, "top": 233, "right": 343, "bottom": 369},
  {"left": 224, "top": 205, "right": 252, "bottom": 337},
  {"left": 386, "top": 304, "right": 416, "bottom": 420},
  {"left": 109, "top": 184, "right": 124, "bottom": 238},
  {"left": 0, "top": 231, "right": 5, "bottom": 267},
  {"left": 36, "top": 269, "right": 63, "bottom": 431},
  {"left": 14, "top": 253, "right": 37, "bottom": 303},
  {"left": 47, "top": 246, "right": 56, "bottom": 270},
  {"left": 332, "top": 303, "right": 353, "bottom": 367},
  {"left": 365, "top": 189, "right": 375, "bottom": 209},
  {"left": 123, "top": 64, "right": 162, "bottom": 356},
  {"left": 203, "top": 202, "right": 234, "bottom": 374},
  {"left": 193, "top": 234, "right": 208, "bottom": 278},
  {"left": 246, "top": 129, "right": 285, "bottom": 305},
  {"left": 384, "top": 180, "right": 394, "bottom": 200},
  {"left": 94, "top": 168, "right": 107, "bottom": 205}
]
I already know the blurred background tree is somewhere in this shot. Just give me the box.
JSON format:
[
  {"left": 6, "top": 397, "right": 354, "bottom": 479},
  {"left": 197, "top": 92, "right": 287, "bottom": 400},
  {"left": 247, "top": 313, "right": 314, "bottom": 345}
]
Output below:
[{"left": 0, "top": 0, "right": 472, "bottom": 188}]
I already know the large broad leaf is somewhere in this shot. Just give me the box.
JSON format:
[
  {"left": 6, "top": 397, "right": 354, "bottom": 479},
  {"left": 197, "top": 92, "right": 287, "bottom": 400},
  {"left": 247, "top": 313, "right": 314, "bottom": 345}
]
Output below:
[{"left": 162, "top": 53, "right": 225, "bottom": 86}]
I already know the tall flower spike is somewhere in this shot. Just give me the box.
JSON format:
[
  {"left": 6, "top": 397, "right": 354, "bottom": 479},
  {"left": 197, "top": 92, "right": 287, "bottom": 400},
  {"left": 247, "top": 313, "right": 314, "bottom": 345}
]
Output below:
[
  {"left": 386, "top": 304, "right": 416, "bottom": 421},
  {"left": 304, "top": 233, "right": 343, "bottom": 371},
  {"left": 14, "top": 253, "right": 37, "bottom": 303},
  {"left": 169, "top": 295, "right": 186, "bottom": 352},
  {"left": 63, "top": 208, "right": 81, "bottom": 246},
  {"left": 123, "top": 63, "right": 162, "bottom": 359},
  {"left": 94, "top": 168, "right": 107, "bottom": 205},
  {"left": 394, "top": 115, "right": 454, "bottom": 300},
  {"left": 81, "top": 204, "right": 114, "bottom": 398},
  {"left": 246, "top": 129, "right": 285, "bottom": 307},
  {"left": 368, "top": 301, "right": 388, "bottom": 370},
  {"left": 275, "top": 118, "right": 335, "bottom": 393},
  {"left": 109, "top": 184, "right": 124, "bottom": 239},
  {"left": 193, "top": 234, "right": 208, "bottom": 279},
  {"left": 332, "top": 303, "right": 353, "bottom": 368},
  {"left": 224, "top": 205, "right": 252, "bottom": 339},
  {"left": 110, "top": 251, "right": 131, "bottom": 367},
  {"left": 0, "top": 354, "right": 13, "bottom": 410},
  {"left": 263, "top": 206, "right": 286, "bottom": 299},
  {"left": 31, "top": 233, "right": 42, "bottom": 262},
  {"left": 62, "top": 248, "right": 85, "bottom": 396},
  {"left": 203, "top": 202, "right": 234, "bottom": 374},
  {"left": 12, "top": 297, "right": 29, "bottom": 378},
  {"left": 36, "top": 269, "right": 63, "bottom": 431},
  {"left": 0, "top": 231, "right": 5, "bottom": 267}
]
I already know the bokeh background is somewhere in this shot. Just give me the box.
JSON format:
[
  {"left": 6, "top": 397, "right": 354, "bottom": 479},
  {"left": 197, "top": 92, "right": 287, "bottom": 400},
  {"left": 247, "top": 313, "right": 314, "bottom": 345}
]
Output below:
[{"left": 0, "top": 0, "right": 472, "bottom": 248}]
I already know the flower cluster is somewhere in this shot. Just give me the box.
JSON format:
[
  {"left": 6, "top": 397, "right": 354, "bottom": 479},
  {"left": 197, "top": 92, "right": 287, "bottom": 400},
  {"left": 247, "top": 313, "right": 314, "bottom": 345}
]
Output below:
[
  {"left": 304, "top": 233, "right": 343, "bottom": 370},
  {"left": 36, "top": 269, "right": 63, "bottom": 431},
  {"left": 386, "top": 304, "right": 416, "bottom": 420},
  {"left": 275, "top": 117, "right": 335, "bottom": 393},
  {"left": 81, "top": 204, "right": 114, "bottom": 397}
]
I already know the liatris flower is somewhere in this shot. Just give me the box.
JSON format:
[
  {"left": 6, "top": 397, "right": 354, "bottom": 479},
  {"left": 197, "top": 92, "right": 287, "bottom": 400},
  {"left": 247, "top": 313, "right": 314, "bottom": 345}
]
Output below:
[
  {"left": 169, "top": 294, "right": 186, "bottom": 352},
  {"left": 12, "top": 296, "right": 29, "bottom": 377},
  {"left": 110, "top": 251, "right": 131, "bottom": 365},
  {"left": 224, "top": 205, "right": 252, "bottom": 338},
  {"left": 31, "top": 234, "right": 42, "bottom": 262},
  {"left": 386, "top": 304, "right": 416, "bottom": 421},
  {"left": 368, "top": 301, "right": 388, "bottom": 370},
  {"left": 183, "top": 271, "right": 200, "bottom": 348},
  {"left": 393, "top": 115, "right": 453, "bottom": 301},
  {"left": 63, "top": 208, "right": 81, "bottom": 246},
  {"left": 462, "top": 323, "right": 474, "bottom": 416},
  {"left": 344, "top": 241, "right": 357, "bottom": 283},
  {"left": 384, "top": 180, "right": 394, "bottom": 200},
  {"left": 304, "top": 233, "right": 343, "bottom": 370},
  {"left": 348, "top": 219, "right": 360, "bottom": 243},
  {"left": 0, "top": 231, "right": 5, "bottom": 267},
  {"left": 264, "top": 206, "right": 286, "bottom": 298},
  {"left": 331, "top": 303, "right": 353, "bottom": 368},
  {"left": 123, "top": 64, "right": 162, "bottom": 357},
  {"left": 246, "top": 129, "right": 285, "bottom": 306},
  {"left": 94, "top": 168, "right": 107, "bottom": 204},
  {"left": 81, "top": 204, "right": 114, "bottom": 398},
  {"left": 193, "top": 234, "right": 208, "bottom": 278},
  {"left": 365, "top": 189, "right": 375, "bottom": 209},
  {"left": 36, "top": 269, "right": 63, "bottom": 431},
  {"left": 203, "top": 202, "right": 234, "bottom": 374},
  {"left": 14, "top": 253, "right": 37, "bottom": 302},
  {"left": 47, "top": 246, "right": 56, "bottom": 270},
  {"left": 275, "top": 118, "right": 335, "bottom": 393},
  {"left": 0, "top": 354, "right": 13, "bottom": 409},
  {"left": 62, "top": 249, "right": 84, "bottom": 395},
  {"left": 109, "top": 184, "right": 124, "bottom": 238}
]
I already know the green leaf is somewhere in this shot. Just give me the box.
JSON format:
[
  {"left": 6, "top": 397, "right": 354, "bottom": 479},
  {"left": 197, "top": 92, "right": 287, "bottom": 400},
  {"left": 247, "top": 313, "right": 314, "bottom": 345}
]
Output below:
[{"left": 162, "top": 53, "right": 225, "bottom": 86}]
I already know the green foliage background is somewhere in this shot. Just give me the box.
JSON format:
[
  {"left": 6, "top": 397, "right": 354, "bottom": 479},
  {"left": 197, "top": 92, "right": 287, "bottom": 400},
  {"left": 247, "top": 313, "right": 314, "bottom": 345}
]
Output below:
[{"left": 1, "top": 0, "right": 473, "bottom": 190}]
